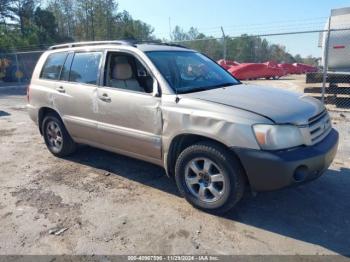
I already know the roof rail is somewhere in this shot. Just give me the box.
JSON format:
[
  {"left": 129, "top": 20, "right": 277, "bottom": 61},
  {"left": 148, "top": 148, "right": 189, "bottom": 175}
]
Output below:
[
  {"left": 48, "top": 40, "right": 134, "bottom": 50},
  {"left": 48, "top": 40, "right": 190, "bottom": 51},
  {"left": 164, "top": 43, "right": 189, "bottom": 49},
  {"left": 135, "top": 41, "right": 189, "bottom": 49}
]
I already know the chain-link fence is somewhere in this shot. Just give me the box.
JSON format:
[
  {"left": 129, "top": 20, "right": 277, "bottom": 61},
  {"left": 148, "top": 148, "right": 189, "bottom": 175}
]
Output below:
[
  {"left": 322, "top": 8, "right": 350, "bottom": 112},
  {"left": 0, "top": 51, "right": 43, "bottom": 86}
]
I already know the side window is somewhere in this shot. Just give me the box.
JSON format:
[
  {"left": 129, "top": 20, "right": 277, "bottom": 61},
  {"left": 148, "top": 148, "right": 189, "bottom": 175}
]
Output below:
[
  {"left": 146, "top": 53, "right": 174, "bottom": 87},
  {"left": 60, "top": 53, "right": 74, "bottom": 81},
  {"left": 40, "top": 52, "right": 67, "bottom": 80},
  {"left": 104, "top": 52, "right": 153, "bottom": 93},
  {"left": 69, "top": 52, "right": 102, "bottom": 85}
]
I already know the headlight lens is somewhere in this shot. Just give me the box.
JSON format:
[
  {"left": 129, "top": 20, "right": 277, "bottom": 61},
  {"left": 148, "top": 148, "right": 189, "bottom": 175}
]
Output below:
[{"left": 253, "top": 124, "right": 304, "bottom": 150}]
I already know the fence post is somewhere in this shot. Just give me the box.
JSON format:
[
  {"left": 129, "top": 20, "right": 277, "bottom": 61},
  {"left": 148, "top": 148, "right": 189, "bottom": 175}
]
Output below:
[
  {"left": 14, "top": 52, "right": 21, "bottom": 84},
  {"left": 321, "top": 16, "right": 331, "bottom": 104},
  {"left": 221, "top": 26, "right": 227, "bottom": 60}
]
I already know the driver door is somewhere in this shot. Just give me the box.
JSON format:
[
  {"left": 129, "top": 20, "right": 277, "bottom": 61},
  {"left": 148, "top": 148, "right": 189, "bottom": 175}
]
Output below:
[{"left": 96, "top": 51, "right": 162, "bottom": 162}]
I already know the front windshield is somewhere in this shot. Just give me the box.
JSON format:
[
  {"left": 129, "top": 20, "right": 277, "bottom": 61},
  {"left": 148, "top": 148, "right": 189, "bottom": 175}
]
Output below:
[{"left": 146, "top": 51, "right": 240, "bottom": 94}]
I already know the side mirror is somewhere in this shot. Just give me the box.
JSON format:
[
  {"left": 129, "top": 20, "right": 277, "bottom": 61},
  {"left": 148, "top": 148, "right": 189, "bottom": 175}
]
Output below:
[{"left": 153, "top": 80, "right": 161, "bottom": 97}]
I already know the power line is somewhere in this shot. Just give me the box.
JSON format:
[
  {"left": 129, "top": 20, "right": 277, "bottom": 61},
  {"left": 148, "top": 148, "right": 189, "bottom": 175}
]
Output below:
[
  {"left": 170, "top": 27, "right": 350, "bottom": 43},
  {"left": 3, "top": 27, "right": 350, "bottom": 53},
  {"left": 193, "top": 16, "right": 328, "bottom": 31},
  {"left": 156, "top": 16, "right": 328, "bottom": 36},
  {"left": 157, "top": 22, "right": 329, "bottom": 40},
  {"left": 156, "top": 23, "right": 327, "bottom": 39}
]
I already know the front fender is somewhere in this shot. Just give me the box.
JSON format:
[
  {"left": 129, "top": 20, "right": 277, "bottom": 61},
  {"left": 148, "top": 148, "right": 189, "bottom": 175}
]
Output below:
[{"left": 160, "top": 95, "right": 272, "bottom": 172}]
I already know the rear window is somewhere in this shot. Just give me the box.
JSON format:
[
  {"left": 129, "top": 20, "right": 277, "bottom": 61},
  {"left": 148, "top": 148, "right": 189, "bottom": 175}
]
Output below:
[
  {"left": 40, "top": 52, "right": 67, "bottom": 80},
  {"left": 69, "top": 52, "right": 102, "bottom": 85}
]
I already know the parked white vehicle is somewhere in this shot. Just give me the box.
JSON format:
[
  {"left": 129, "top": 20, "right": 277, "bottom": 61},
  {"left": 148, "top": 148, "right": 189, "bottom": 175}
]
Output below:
[
  {"left": 307, "top": 7, "right": 350, "bottom": 83},
  {"left": 320, "top": 7, "right": 350, "bottom": 71}
]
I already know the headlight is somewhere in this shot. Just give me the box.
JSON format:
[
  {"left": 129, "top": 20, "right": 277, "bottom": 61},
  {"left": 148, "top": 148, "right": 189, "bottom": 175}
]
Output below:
[{"left": 253, "top": 124, "right": 304, "bottom": 150}]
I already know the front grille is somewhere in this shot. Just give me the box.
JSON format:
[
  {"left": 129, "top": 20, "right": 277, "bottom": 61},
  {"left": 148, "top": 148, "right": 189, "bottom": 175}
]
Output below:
[{"left": 307, "top": 110, "right": 332, "bottom": 144}]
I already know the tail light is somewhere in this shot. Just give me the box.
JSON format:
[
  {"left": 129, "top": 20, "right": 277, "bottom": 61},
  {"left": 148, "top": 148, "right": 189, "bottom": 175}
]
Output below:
[
  {"left": 26, "top": 85, "right": 30, "bottom": 102},
  {"left": 333, "top": 45, "right": 345, "bottom": 49}
]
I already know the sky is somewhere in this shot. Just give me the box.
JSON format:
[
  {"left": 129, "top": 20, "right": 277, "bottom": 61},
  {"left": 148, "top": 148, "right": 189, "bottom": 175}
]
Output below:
[{"left": 117, "top": 0, "right": 350, "bottom": 57}]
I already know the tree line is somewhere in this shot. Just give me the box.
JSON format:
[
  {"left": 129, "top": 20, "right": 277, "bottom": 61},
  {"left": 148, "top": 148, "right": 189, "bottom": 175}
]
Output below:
[
  {"left": 171, "top": 26, "right": 318, "bottom": 65},
  {"left": 0, "top": 0, "right": 318, "bottom": 65},
  {"left": 0, "top": 0, "right": 155, "bottom": 51}
]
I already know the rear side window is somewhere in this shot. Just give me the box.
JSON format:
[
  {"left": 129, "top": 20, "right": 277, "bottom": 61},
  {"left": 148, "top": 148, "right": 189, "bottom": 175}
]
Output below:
[
  {"left": 40, "top": 52, "right": 67, "bottom": 80},
  {"left": 69, "top": 52, "right": 102, "bottom": 85}
]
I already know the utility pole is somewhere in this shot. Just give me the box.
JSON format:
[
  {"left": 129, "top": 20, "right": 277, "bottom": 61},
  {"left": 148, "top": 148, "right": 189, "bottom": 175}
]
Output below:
[
  {"left": 169, "top": 17, "right": 173, "bottom": 41},
  {"left": 221, "top": 26, "right": 227, "bottom": 60},
  {"left": 322, "top": 14, "right": 332, "bottom": 104}
]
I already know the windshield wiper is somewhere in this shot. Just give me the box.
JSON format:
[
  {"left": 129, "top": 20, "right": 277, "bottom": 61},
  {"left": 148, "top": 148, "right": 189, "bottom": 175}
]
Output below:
[
  {"left": 179, "top": 87, "right": 211, "bottom": 94},
  {"left": 207, "top": 82, "right": 238, "bottom": 88},
  {"left": 179, "top": 82, "right": 240, "bottom": 94}
]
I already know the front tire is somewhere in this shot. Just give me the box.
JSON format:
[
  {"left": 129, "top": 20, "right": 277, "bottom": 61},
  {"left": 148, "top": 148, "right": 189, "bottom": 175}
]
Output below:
[
  {"left": 42, "top": 113, "right": 76, "bottom": 157},
  {"left": 175, "top": 142, "right": 245, "bottom": 214}
]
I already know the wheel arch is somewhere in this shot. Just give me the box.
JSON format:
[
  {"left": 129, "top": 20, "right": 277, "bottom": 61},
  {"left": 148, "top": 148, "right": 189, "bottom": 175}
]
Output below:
[
  {"left": 165, "top": 133, "right": 247, "bottom": 182},
  {"left": 38, "top": 107, "right": 62, "bottom": 135}
]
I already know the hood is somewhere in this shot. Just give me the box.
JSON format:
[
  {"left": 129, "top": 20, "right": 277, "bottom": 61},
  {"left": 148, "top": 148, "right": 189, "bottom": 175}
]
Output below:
[{"left": 183, "top": 84, "right": 324, "bottom": 124}]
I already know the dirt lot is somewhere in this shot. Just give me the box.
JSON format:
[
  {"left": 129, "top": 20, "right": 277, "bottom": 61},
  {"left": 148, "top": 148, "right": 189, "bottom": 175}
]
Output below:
[{"left": 0, "top": 82, "right": 349, "bottom": 256}]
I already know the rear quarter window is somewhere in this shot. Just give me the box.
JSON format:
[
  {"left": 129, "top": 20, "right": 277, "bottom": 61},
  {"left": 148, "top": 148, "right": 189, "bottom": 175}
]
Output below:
[{"left": 40, "top": 52, "right": 67, "bottom": 80}]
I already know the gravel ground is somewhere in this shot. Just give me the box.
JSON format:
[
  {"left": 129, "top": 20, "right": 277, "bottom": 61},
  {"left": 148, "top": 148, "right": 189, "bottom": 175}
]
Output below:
[{"left": 0, "top": 84, "right": 349, "bottom": 256}]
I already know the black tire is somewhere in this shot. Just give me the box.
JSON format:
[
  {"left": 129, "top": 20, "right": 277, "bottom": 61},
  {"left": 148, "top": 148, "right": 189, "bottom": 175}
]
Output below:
[
  {"left": 42, "top": 113, "right": 76, "bottom": 157},
  {"left": 175, "top": 141, "right": 245, "bottom": 214}
]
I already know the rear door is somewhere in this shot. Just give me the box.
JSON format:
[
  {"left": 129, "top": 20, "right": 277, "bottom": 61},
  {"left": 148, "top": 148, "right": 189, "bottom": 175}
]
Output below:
[
  {"left": 54, "top": 51, "right": 103, "bottom": 143},
  {"left": 37, "top": 51, "right": 68, "bottom": 107}
]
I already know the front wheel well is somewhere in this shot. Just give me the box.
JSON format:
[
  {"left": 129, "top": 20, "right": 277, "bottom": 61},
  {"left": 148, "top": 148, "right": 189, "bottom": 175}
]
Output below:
[
  {"left": 166, "top": 134, "right": 247, "bottom": 181},
  {"left": 38, "top": 107, "right": 61, "bottom": 135}
]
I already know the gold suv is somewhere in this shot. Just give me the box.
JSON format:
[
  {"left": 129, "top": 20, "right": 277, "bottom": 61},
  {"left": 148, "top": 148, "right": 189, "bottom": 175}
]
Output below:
[{"left": 28, "top": 41, "right": 339, "bottom": 213}]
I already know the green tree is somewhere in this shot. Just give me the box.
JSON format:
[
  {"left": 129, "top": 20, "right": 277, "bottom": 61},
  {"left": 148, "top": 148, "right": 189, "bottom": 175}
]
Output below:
[
  {"left": 34, "top": 7, "right": 58, "bottom": 43},
  {"left": 172, "top": 25, "right": 189, "bottom": 41},
  {"left": 114, "top": 10, "right": 154, "bottom": 40},
  {"left": 10, "top": 0, "right": 38, "bottom": 35},
  {"left": 170, "top": 26, "right": 305, "bottom": 63},
  {"left": 0, "top": 0, "right": 14, "bottom": 23}
]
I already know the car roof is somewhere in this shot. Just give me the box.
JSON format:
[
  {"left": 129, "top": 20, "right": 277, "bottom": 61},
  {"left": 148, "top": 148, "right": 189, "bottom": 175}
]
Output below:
[
  {"left": 136, "top": 44, "right": 193, "bottom": 52},
  {"left": 47, "top": 41, "right": 194, "bottom": 53}
]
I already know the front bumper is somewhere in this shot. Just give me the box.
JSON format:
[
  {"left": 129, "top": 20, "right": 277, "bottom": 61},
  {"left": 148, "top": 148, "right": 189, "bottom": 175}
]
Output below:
[{"left": 233, "top": 128, "right": 339, "bottom": 192}]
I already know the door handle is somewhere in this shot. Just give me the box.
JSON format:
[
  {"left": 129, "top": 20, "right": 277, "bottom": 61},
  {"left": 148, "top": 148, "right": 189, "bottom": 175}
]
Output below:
[
  {"left": 99, "top": 93, "right": 111, "bottom": 102},
  {"left": 56, "top": 86, "right": 66, "bottom": 93}
]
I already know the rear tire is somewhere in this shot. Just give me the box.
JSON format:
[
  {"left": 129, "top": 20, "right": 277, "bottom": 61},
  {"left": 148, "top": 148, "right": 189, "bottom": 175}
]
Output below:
[
  {"left": 175, "top": 142, "right": 245, "bottom": 214},
  {"left": 42, "top": 113, "right": 76, "bottom": 157}
]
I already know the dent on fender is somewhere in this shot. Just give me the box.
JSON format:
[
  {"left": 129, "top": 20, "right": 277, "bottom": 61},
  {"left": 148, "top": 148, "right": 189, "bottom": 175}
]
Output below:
[
  {"left": 161, "top": 104, "right": 260, "bottom": 155},
  {"left": 139, "top": 100, "right": 163, "bottom": 135}
]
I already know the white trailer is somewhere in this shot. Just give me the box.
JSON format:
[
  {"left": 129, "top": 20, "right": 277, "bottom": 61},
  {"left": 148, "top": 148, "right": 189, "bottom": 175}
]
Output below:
[{"left": 307, "top": 7, "right": 350, "bottom": 83}]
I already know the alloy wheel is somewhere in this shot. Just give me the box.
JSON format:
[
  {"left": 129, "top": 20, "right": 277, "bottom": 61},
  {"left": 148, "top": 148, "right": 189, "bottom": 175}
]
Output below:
[{"left": 184, "top": 157, "right": 226, "bottom": 203}]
